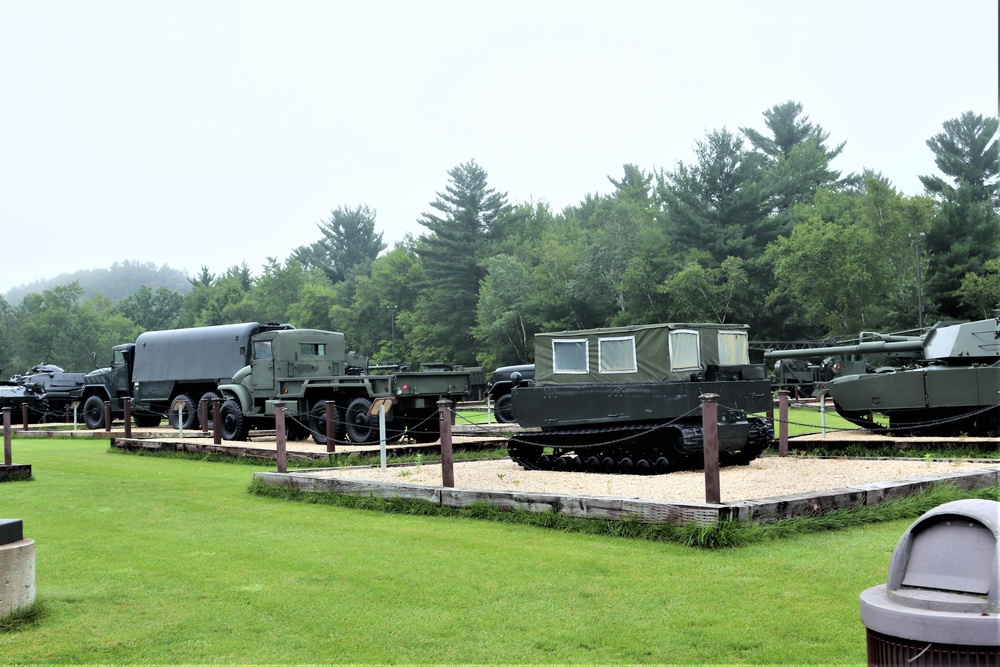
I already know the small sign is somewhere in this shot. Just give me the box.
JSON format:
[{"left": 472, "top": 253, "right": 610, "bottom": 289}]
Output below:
[{"left": 368, "top": 397, "right": 395, "bottom": 416}]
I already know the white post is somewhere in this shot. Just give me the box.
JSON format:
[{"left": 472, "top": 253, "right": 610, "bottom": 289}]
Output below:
[
  {"left": 378, "top": 402, "right": 387, "bottom": 471},
  {"left": 820, "top": 389, "right": 828, "bottom": 439},
  {"left": 486, "top": 397, "right": 493, "bottom": 425},
  {"left": 72, "top": 402, "right": 79, "bottom": 431}
]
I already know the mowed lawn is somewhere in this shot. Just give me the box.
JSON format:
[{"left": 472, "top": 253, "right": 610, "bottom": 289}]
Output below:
[{"left": 1, "top": 438, "right": 906, "bottom": 664}]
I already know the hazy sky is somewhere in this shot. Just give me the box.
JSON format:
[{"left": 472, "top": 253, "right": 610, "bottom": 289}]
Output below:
[{"left": 1, "top": 0, "right": 997, "bottom": 293}]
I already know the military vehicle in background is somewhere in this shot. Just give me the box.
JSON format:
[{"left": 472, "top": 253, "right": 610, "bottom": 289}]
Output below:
[
  {"left": 484, "top": 363, "right": 535, "bottom": 422},
  {"left": 508, "top": 322, "right": 773, "bottom": 474},
  {"left": 770, "top": 355, "right": 868, "bottom": 398},
  {"left": 763, "top": 317, "right": 1000, "bottom": 436},
  {"left": 0, "top": 364, "right": 86, "bottom": 424},
  {"left": 216, "top": 327, "right": 476, "bottom": 443},
  {"left": 80, "top": 322, "right": 294, "bottom": 429}
]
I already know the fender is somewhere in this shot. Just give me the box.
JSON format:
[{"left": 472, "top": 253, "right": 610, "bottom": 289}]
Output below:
[{"left": 218, "top": 383, "right": 252, "bottom": 413}]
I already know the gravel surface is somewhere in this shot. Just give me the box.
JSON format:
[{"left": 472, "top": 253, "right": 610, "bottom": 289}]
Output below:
[{"left": 307, "top": 456, "right": 998, "bottom": 503}]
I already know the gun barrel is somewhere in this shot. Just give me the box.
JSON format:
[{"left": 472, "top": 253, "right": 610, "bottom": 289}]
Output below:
[{"left": 763, "top": 339, "right": 925, "bottom": 360}]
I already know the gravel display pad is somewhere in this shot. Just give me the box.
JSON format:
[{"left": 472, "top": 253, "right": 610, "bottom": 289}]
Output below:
[{"left": 303, "top": 456, "right": 998, "bottom": 503}]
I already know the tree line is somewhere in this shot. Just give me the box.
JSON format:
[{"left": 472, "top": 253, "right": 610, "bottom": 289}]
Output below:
[{"left": 1, "top": 103, "right": 997, "bottom": 376}]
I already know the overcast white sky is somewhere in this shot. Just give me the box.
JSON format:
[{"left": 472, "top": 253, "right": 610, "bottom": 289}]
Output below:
[{"left": 1, "top": 0, "right": 997, "bottom": 293}]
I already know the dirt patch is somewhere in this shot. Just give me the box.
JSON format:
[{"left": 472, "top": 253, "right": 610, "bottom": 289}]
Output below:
[{"left": 306, "top": 456, "right": 998, "bottom": 503}]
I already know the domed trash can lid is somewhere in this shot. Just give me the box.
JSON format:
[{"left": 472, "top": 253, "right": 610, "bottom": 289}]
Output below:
[{"left": 860, "top": 498, "right": 999, "bottom": 648}]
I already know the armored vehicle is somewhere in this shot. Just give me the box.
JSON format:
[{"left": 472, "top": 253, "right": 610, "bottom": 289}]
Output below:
[
  {"left": 81, "top": 322, "right": 293, "bottom": 429},
  {"left": 508, "top": 322, "right": 773, "bottom": 474},
  {"left": 0, "top": 364, "right": 86, "bottom": 424},
  {"left": 763, "top": 317, "right": 1000, "bottom": 436},
  {"left": 484, "top": 363, "right": 535, "bottom": 422},
  {"left": 216, "top": 327, "right": 476, "bottom": 443}
]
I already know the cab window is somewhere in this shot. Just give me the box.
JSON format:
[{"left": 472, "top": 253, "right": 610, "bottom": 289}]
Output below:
[{"left": 253, "top": 340, "right": 273, "bottom": 360}]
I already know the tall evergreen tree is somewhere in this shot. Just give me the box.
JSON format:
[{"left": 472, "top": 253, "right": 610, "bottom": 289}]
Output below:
[
  {"left": 292, "top": 205, "right": 386, "bottom": 284},
  {"left": 919, "top": 112, "right": 1000, "bottom": 317},
  {"left": 411, "top": 160, "right": 516, "bottom": 364}
]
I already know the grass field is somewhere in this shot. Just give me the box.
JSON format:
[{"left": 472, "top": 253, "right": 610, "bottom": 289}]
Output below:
[{"left": 3, "top": 437, "right": 989, "bottom": 664}]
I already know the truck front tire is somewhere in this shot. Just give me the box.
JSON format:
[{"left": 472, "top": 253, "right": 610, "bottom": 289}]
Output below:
[
  {"left": 493, "top": 393, "right": 515, "bottom": 423},
  {"left": 220, "top": 398, "right": 249, "bottom": 441},
  {"left": 345, "top": 397, "right": 375, "bottom": 444},
  {"left": 82, "top": 395, "right": 106, "bottom": 429}
]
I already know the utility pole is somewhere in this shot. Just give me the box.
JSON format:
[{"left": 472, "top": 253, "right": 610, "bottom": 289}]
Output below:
[
  {"left": 387, "top": 305, "right": 398, "bottom": 366},
  {"left": 910, "top": 232, "right": 925, "bottom": 329}
]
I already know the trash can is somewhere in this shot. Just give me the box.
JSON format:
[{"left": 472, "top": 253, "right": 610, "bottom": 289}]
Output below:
[{"left": 859, "top": 498, "right": 999, "bottom": 666}]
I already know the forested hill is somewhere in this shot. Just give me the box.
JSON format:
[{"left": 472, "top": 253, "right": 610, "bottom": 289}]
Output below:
[{"left": 2, "top": 261, "right": 191, "bottom": 305}]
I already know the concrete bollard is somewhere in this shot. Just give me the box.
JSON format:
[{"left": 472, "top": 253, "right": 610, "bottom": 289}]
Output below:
[{"left": 0, "top": 519, "right": 35, "bottom": 620}]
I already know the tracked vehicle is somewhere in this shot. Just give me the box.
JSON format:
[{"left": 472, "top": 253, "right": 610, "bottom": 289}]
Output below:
[
  {"left": 508, "top": 323, "right": 773, "bottom": 474},
  {"left": 764, "top": 317, "right": 1000, "bottom": 436}
]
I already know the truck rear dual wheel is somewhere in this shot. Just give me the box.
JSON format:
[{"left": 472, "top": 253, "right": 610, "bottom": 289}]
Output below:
[
  {"left": 168, "top": 393, "right": 199, "bottom": 430},
  {"left": 308, "top": 399, "right": 341, "bottom": 446}
]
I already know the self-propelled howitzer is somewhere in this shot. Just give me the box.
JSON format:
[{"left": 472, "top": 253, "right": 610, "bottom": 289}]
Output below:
[{"left": 763, "top": 317, "right": 1000, "bottom": 436}]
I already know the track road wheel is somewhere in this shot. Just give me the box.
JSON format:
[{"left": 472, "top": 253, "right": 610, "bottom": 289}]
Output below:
[
  {"left": 493, "top": 393, "right": 514, "bottom": 423},
  {"left": 82, "top": 395, "right": 106, "bottom": 430},
  {"left": 345, "top": 397, "right": 375, "bottom": 444},
  {"left": 585, "top": 456, "right": 601, "bottom": 472},
  {"left": 619, "top": 457, "right": 634, "bottom": 474},
  {"left": 168, "top": 393, "right": 198, "bottom": 430},
  {"left": 655, "top": 457, "right": 671, "bottom": 474},
  {"left": 636, "top": 459, "right": 651, "bottom": 474},
  {"left": 220, "top": 398, "right": 250, "bottom": 441}
]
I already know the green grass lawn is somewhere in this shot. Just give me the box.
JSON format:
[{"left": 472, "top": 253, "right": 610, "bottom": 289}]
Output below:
[{"left": 0, "top": 438, "right": 942, "bottom": 664}]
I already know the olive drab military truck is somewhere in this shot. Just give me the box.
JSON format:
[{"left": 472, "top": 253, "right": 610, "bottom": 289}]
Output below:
[
  {"left": 216, "top": 327, "right": 477, "bottom": 444},
  {"left": 508, "top": 322, "right": 773, "bottom": 474},
  {"left": 80, "top": 322, "right": 294, "bottom": 429}
]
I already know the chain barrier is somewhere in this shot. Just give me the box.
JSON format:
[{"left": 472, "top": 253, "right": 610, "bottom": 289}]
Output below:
[{"left": 768, "top": 402, "right": 1000, "bottom": 434}]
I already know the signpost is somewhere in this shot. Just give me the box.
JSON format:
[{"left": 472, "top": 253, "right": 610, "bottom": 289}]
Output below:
[{"left": 368, "top": 398, "right": 395, "bottom": 471}]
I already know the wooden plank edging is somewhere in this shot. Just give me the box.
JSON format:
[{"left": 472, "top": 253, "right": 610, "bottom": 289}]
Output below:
[{"left": 252, "top": 466, "right": 1000, "bottom": 526}]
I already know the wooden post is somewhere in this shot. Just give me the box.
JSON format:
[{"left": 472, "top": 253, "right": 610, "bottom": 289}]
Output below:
[
  {"left": 275, "top": 401, "right": 287, "bottom": 473},
  {"left": 778, "top": 389, "right": 790, "bottom": 457},
  {"left": 3, "top": 407, "right": 11, "bottom": 466},
  {"left": 123, "top": 398, "right": 132, "bottom": 438},
  {"left": 700, "top": 393, "right": 721, "bottom": 504},
  {"left": 324, "top": 401, "right": 337, "bottom": 453},
  {"left": 437, "top": 398, "right": 454, "bottom": 488},
  {"left": 212, "top": 398, "right": 222, "bottom": 445},
  {"left": 104, "top": 400, "right": 112, "bottom": 433},
  {"left": 200, "top": 398, "right": 209, "bottom": 435},
  {"left": 20, "top": 403, "right": 29, "bottom": 432}
]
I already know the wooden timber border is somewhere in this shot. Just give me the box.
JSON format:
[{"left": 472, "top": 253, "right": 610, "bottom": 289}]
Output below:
[{"left": 252, "top": 466, "right": 1000, "bottom": 526}]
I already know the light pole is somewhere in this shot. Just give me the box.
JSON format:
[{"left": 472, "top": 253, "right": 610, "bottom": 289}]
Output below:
[
  {"left": 387, "top": 305, "right": 398, "bottom": 366},
  {"left": 910, "top": 232, "right": 925, "bottom": 329}
]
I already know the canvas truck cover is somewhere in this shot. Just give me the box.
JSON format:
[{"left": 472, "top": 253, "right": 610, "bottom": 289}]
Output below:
[
  {"left": 533, "top": 322, "right": 751, "bottom": 385},
  {"left": 132, "top": 322, "right": 265, "bottom": 384}
]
